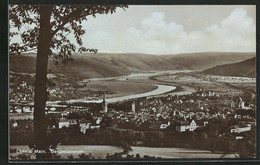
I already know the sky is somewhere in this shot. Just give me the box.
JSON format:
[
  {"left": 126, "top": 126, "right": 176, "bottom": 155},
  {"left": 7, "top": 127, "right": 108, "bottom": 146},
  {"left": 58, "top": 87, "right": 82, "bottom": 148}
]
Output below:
[{"left": 11, "top": 5, "right": 256, "bottom": 55}]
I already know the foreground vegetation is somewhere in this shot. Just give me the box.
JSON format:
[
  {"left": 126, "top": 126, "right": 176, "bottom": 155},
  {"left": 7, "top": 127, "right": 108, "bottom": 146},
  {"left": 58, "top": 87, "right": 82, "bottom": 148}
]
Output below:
[{"left": 10, "top": 116, "right": 255, "bottom": 159}]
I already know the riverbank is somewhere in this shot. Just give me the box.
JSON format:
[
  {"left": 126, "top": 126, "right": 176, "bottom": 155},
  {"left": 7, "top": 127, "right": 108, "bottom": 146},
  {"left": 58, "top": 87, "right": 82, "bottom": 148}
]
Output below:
[{"left": 48, "top": 84, "right": 176, "bottom": 104}]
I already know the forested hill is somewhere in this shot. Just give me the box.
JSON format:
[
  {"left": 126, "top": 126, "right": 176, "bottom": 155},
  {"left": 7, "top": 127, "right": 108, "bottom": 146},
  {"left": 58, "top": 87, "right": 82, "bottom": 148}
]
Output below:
[
  {"left": 10, "top": 52, "right": 255, "bottom": 79},
  {"left": 203, "top": 57, "right": 256, "bottom": 77}
]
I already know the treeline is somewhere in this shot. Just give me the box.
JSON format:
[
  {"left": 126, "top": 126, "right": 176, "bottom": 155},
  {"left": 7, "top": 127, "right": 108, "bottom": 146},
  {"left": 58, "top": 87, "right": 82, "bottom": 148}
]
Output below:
[{"left": 10, "top": 119, "right": 255, "bottom": 158}]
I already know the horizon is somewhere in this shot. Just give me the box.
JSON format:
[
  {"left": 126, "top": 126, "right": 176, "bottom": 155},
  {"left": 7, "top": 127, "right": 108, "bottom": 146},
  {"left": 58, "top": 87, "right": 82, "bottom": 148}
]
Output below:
[{"left": 17, "top": 51, "right": 256, "bottom": 57}]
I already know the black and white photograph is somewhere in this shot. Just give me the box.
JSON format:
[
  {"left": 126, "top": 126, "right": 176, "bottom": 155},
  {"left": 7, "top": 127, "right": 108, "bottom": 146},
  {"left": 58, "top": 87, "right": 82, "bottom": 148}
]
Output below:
[{"left": 8, "top": 5, "right": 256, "bottom": 160}]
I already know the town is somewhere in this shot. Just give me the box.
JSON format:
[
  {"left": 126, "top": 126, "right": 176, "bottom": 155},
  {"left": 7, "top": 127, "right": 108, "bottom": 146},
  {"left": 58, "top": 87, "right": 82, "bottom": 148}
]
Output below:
[{"left": 9, "top": 72, "right": 256, "bottom": 158}]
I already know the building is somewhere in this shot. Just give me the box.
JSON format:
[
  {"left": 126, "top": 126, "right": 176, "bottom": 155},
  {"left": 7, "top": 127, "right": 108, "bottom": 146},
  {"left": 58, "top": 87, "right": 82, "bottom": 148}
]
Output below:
[
  {"left": 236, "top": 97, "right": 245, "bottom": 109},
  {"left": 68, "top": 119, "right": 77, "bottom": 126},
  {"left": 79, "top": 118, "right": 91, "bottom": 134},
  {"left": 230, "top": 124, "right": 251, "bottom": 134},
  {"left": 12, "top": 121, "right": 18, "bottom": 128},
  {"left": 160, "top": 121, "right": 170, "bottom": 129},
  {"left": 96, "top": 117, "right": 102, "bottom": 125},
  {"left": 189, "top": 120, "right": 197, "bottom": 131},
  {"left": 90, "top": 125, "right": 100, "bottom": 129},
  {"left": 102, "top": 92, "right": 108, "bottom": 113},
  {"left": 132, "top": 101, "right": 135, "bottom": 113},
  {"left": 208, "top": 91, "right": 215, "bottom": 96},
  {"left": 176, "top": 119, "right": 197, "bottom": 132},
  {"left": 230, "top": 100, "right": 235, "bottom": 108},
  {"left": 58, "top": 119, "right": 70, "bottom": 128},
  {"left": 238, "top": 101, "right": 245, "bottom": 109},
  {"left": 80, "top": 125, "right": 89, "bottom": 134}
]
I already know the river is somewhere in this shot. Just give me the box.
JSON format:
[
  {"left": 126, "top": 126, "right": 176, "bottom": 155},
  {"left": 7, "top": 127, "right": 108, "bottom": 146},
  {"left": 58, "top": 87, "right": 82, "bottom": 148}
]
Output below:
[
  {"left": 46, "top": 71, "right": 188, "bottom": 105},
  {"left": 63, "top": 84, "right": 176, "bottom": 104},
  {"left": 84, "top": 70, "right": 194, "bottom": 81}
]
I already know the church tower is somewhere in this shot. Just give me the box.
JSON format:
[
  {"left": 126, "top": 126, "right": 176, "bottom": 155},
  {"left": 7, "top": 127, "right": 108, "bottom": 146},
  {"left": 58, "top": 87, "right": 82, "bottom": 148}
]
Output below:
[
  {"left": 132, "top": 100, "right": 135, "bottom": 113},
  {"left": 102, "top": 92, "right": 108, "bottom": 113}
]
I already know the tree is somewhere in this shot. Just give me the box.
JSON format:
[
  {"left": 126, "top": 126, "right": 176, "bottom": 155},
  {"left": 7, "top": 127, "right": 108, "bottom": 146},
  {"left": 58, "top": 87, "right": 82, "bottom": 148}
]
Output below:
[
  {"left": 9, "top": 5, "right": 128, "bottom": 159},
  {"left": 236, "top": 126, "right": 256, "bottom": 158}
]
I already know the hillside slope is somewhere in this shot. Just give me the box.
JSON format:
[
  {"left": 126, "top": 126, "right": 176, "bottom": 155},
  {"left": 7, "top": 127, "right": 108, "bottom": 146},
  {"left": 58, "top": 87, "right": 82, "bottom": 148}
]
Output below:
[
  {"left": 163, "top": 52, "right": 255, "bottom": 70},
  {"left": 203, "top": 57, "right": 256, "bottom": 77},
  {"left": 10, "top": 52, "right": 255, "bottom": 78}
]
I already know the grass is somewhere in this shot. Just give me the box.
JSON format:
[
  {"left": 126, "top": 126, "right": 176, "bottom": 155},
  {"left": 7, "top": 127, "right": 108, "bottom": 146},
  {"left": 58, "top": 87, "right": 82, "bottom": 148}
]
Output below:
[
  {"left": 79, "top": 80, "right": 157, "bottom": 98},
  {"left": 152, "top": 72, "right": 255, "bottom": 97}
]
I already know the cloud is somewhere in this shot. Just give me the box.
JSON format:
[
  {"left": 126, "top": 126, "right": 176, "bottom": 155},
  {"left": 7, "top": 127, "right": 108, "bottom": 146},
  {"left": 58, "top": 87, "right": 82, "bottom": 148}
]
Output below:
[
  {"left": 222, "top": 8, "right": 254, "bottom": 32},
  {"left": 203, "top": 8, "right": 255, "bottom": 52},
  {"left": 83, "top": 9, "right": 255, "bottom": 54}
]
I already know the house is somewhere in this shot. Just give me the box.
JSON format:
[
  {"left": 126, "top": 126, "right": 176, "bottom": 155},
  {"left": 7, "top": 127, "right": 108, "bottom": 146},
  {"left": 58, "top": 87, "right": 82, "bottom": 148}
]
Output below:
[
  {"left": 12, "top": 121, "right": 18, "bottom": 128},
  {"left": 90, "top": 125, "right": 100, "bottom": 129},
  {"left": 20, "top": 81, "right": 27, "bottom": 88},
  {"left": 189, "top": 120, "right": 196, "bottom": 131},
  {"left": 230, "top": 124, "right": 251, "bottom": 134},
  {"left": 176, "top": 119, "right": 197, "bottom": 132},
  {"left": 176, "top": 121, "right": 190, "bottom": 132},
  {"left": 235, "top": 136, "right": 244, "bottom": 140},
  {"left": 230, "top": 100, "right": 235, "bottom": 108},
  {"left": 80, "top": 124, "right": 90, "bottom": 134},
  {"left": 96, "top": 117, "right": 102, "bottom": 125},
  {"left": 238, "top": 100, "right": 245, "bottom": 109},
  {"left": 58, "top": 119, "right": 70, "bottom": 128},
  {"left": 208, "top": 91, "right": 215, "bottom": 96},
  {"left": 203, "top": 121, "right": 208, "bottom": 126},
  {"left": 79, "top": 118, "right": 91, "bottom": 134},
  {"left": 160, "top": 121, "right": 170, "bottom": 129},
  {"left": 68, "top": 119, "right": 77, "bottom": 126}
]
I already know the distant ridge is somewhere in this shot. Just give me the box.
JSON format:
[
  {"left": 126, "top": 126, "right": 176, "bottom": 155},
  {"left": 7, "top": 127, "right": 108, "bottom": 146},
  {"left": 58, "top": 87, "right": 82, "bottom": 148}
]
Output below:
[
  {"left": 203, "top": 57, "right": 256, "bottom": 77},
  {"left": 10, "top": 52, "right": 255, "bottom": 78}
]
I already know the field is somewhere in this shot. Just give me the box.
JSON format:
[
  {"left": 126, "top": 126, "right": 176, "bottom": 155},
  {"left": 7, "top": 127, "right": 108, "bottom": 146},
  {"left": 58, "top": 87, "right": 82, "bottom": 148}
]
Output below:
[
  {"left": 73, "top": 70, "right": 200, "bottom": 100},
  {"left": 152, "top": 72, "right": 256, "bottom": 97},
  {"left": 208, "top": 76, "right": 256, "bottom": 93},
  {"left": 78, "top": 79, "right": 157, "bottom": 98}
]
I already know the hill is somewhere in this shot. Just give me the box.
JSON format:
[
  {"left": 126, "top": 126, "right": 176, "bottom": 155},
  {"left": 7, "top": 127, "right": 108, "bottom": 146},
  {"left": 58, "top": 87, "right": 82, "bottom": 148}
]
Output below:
[
  {"left": 162, "top": 52, "right": 255, "bottom": 70},
  {"left": 203, "top": 57, "right": 256, "bottom": 77},
  {"left": 10, "top": 52, "right": 255, "bottom": 79}
]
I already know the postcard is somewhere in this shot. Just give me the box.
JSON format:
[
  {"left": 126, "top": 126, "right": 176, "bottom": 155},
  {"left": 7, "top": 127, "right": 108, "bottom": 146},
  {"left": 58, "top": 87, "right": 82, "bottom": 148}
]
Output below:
[{"left": 9, "top": 4, "right": 256, "bottom": 161}]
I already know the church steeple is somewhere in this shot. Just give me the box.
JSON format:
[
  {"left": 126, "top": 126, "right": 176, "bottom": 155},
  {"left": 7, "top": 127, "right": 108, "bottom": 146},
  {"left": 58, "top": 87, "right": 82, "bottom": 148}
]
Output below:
[
  {"left": 132, "top": 100, "right": 135, "bottom": 113},
  {"left": 102, "top": 92, "right": 107, "bottom": 113}
]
